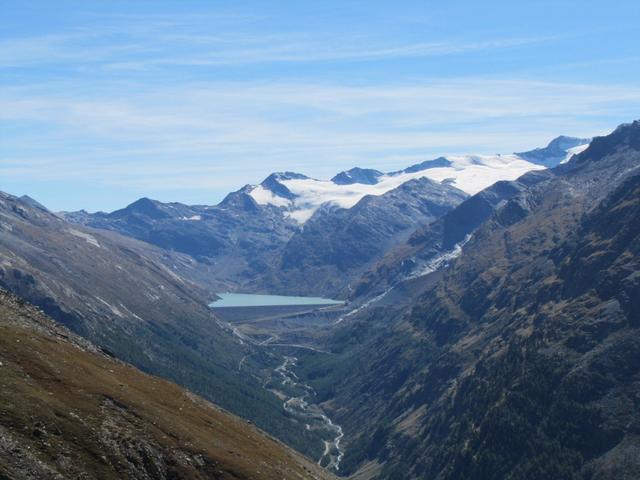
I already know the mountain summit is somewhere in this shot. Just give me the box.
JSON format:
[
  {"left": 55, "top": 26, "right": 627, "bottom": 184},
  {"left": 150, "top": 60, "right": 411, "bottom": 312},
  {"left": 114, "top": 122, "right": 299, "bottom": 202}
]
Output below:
[
  {"left": 331, "top": 167, "right": 384, "bottom": 185},
  {"left": 242, "top": 137, "right": 590, "bottom": 224},
  {"left": 517, "top": 135, "right": 591, "bottom": 167}
]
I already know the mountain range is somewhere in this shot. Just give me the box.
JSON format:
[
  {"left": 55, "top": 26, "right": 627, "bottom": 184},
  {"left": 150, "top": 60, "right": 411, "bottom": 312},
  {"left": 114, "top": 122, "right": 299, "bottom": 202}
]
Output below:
[
  {"left": 297, "top": 121, "right": 640, "bottom": 479},
  {"left": 0, "top": 191, "right": 324, "bottom": 459},
  {"left": 63, "top": 136, "right": 590, "bottom": 297},
  {"left": 2, "top": 124, "right": 639, "bottom": 479}
]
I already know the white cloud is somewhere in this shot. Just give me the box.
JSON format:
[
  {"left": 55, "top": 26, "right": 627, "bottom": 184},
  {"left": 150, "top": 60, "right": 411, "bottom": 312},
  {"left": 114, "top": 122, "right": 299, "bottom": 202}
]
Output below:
[
  {"left": 2, "top": 77, "right": 639, "bottom": 196},
  {"left": 1, "top": 9, "right": 638, "bottom": 196},
  {"left": 0, "top": 10, "right": 558, "bottom": 70}
]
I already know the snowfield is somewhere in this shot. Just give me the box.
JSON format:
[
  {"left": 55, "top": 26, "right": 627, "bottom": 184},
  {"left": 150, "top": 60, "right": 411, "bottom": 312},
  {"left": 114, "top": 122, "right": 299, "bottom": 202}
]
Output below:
[
  {"left": 246, "top": 138, "right": 590, "bottom": 224},
  {"left": 248, "top": 154, "right": 540, "bottom": 223}
]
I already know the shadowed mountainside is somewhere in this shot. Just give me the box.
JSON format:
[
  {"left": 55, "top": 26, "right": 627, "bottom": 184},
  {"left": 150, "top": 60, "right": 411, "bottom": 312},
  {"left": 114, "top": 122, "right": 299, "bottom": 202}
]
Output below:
[
  {"left": 352, "top": 169, "right": 554, "bottom": 299},
  {"left": 298, "top": 121, "right": 640, "bottom": 479},
  {"left": 63, "top": 194, "right": 298, "bottom": 292},
  {"left": 249, "top": 177, "right": 468, "bottom": 297}
]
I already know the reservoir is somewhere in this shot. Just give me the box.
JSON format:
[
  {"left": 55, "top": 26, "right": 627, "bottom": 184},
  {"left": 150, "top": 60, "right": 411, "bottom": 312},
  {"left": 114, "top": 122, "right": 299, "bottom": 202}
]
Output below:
[{"left": 209, "top": 293, "right": 344, "bottom": 308}]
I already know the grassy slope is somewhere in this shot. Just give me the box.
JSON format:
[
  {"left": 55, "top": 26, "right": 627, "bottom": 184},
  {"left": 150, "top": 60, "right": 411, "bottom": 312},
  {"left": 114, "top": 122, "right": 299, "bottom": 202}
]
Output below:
[
  {"left": 0, "top": 289, "right": 334, "bottom": 480},
  {"left": 0, "top": 192, "right": 324, "bottom": 458}
]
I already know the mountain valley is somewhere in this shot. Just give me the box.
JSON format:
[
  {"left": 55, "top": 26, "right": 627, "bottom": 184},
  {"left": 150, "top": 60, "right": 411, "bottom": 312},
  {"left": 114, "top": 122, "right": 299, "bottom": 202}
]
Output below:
[
  {"left": 0, "top": 192, "right": 325, "bottom": 459},
  {"left": 4, "top": 1, "right": 639, "bottom": 478},
  {"left": 2, "top": 125, "right": 639, "bottom": 479},
  {"left": 63, "top": 136, "right": 588, "bottom": 298},
  {"left": 0, "top": 289, "right": 335, "bottom": 480}
]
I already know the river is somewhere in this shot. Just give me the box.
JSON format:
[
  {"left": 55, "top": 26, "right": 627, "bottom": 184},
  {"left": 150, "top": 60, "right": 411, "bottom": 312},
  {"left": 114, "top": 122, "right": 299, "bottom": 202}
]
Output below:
[{"left": 275, "top": 356, "right": 345, "bottom": 472}]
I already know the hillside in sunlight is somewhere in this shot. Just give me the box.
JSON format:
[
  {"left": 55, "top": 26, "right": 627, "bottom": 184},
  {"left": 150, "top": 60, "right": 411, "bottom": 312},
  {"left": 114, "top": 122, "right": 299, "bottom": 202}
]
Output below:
[{"left": 0, "top": 289, "right": 335, "bottom": 480}]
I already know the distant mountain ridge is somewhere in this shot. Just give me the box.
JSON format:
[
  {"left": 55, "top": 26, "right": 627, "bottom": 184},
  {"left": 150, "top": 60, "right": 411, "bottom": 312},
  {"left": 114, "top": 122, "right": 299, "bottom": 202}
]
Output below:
[
  {"left": 64, "top": 134, "right": 589, "bottom": 226},
  {"left": 61, "top": 135, "right": 589, "bottom": 297},
  {"left": 245, "top": 135, "right": 588, "bottom": 224}
]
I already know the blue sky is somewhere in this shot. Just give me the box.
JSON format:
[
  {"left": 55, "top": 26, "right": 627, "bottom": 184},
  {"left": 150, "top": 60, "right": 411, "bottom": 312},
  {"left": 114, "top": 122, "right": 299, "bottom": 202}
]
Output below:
[{"left": 2, "top": 0, "right": 639, "bottom": 211}]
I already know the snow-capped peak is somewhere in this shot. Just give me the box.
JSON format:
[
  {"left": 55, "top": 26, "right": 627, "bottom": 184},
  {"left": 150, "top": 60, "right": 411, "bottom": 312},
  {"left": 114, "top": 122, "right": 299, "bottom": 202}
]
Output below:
[
  {"left": 331, "top": 168, "right": 383, "bottom": 185},
  {"left": 516, "top": 135, "right": 591, "bottom": 167},
  {"left": 246, "top": 137, "right": 592, "bottom": 224}
]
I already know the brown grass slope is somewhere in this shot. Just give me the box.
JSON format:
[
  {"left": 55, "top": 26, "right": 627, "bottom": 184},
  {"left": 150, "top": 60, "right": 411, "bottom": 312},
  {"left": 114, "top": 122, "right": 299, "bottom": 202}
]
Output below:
[
  {"left": 0, "top": 289, "right": 335, "bottom": 480},
  {"left": 0, "top": 192, "right": 322, "bottom": 455}
]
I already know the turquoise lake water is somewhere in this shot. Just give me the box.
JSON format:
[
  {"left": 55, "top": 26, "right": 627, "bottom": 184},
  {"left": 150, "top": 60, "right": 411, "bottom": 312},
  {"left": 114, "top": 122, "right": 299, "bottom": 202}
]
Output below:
[{"left": 209, "top": 293, "right": 344, "bottom": 308}]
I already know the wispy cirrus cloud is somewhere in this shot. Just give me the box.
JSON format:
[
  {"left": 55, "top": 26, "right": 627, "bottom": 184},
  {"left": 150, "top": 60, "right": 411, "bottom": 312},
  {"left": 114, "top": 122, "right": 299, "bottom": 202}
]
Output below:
[
  {"left": 3, "top": 78, "right": 640, "bottom": 195},
  {"left": 104, "top": 35, "right": 558, "bottom": 69},
  {"left": 2, "top": 2, "right": 639, "bottom": 211},
  {"left": 0, "top": 13, "right": 559, "bottom": 70}
]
